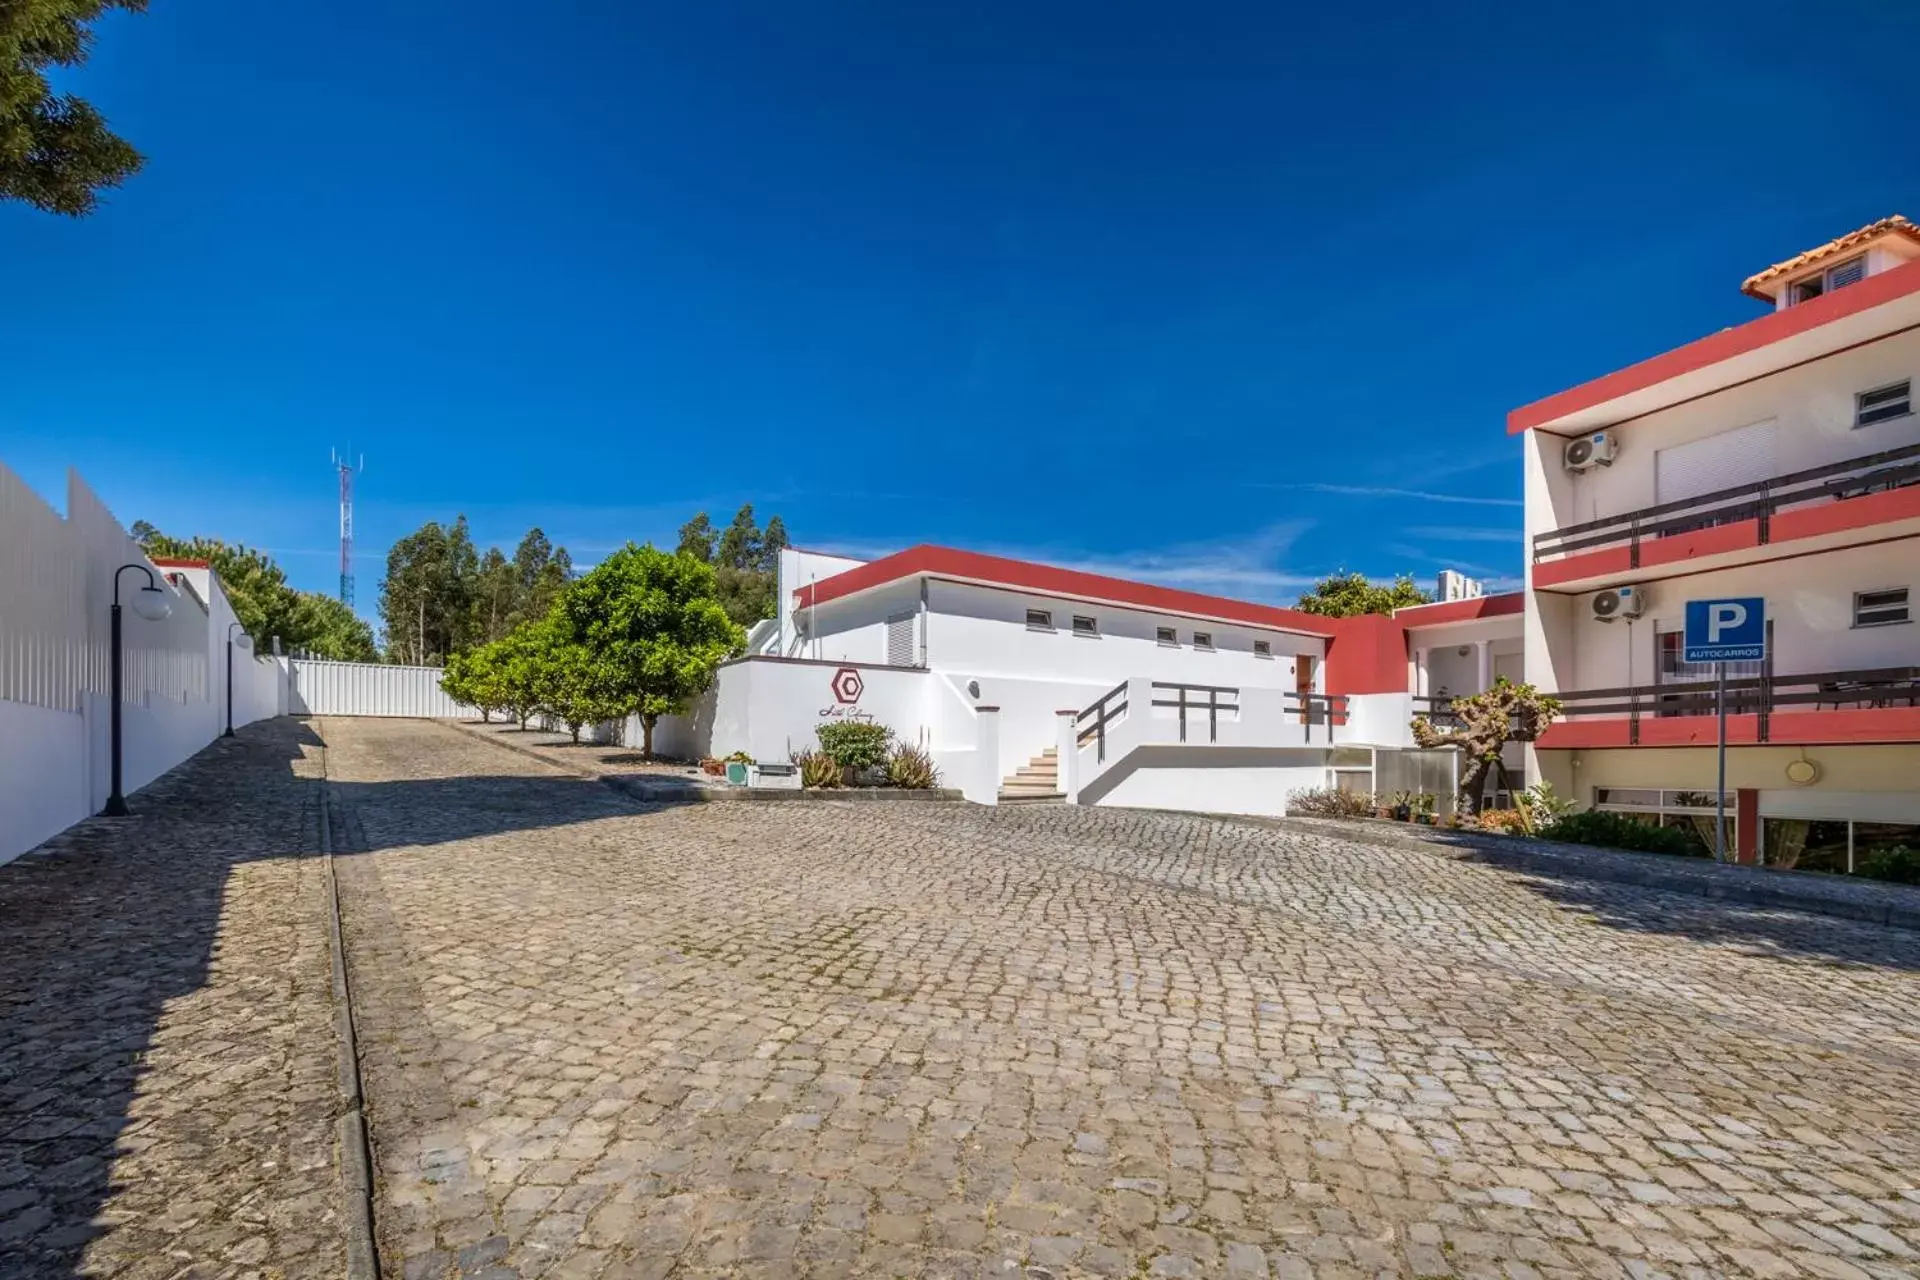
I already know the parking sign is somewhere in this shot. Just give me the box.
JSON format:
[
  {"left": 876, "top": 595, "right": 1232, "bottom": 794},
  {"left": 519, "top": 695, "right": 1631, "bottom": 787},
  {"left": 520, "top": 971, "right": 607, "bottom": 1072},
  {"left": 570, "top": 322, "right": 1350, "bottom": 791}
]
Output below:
[{"left": 1683, "top": 597, "right": 1766, "bottom": 663}]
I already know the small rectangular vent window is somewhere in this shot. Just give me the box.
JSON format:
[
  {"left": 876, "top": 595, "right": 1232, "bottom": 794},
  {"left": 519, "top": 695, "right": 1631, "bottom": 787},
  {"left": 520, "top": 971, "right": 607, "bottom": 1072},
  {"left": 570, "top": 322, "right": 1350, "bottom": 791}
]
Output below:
[
  {"left": 1854, "top": 588, "right": 1910, "bottom": 628},
  {"left": 1253, "top": 640, "right": 1272, "bottom": 658},
  {"left": 1193, "top": 631, "right": 1213, "bottom": 651},
  {"left": 1026, "top": 609, "right": 1053, "bottom": 631},
  {"left": 1829, "top": 256, "right": 1867, "bottom": 289},
  {"left": 1156, "top": 626, "right": 1178, "bottom": 646},
  {"left": 1071, "top": 615, "right": 1098, "bottom": 637},
  {"left": 1856, "top": 380, "right": 1911, "bottom": 427}
]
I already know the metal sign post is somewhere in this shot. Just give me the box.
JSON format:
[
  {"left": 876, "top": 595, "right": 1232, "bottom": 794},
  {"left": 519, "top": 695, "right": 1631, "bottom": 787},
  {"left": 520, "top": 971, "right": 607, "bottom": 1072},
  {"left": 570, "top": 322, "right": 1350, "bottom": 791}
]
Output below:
[
  {"left": 1715, "top": 660, "right": 1727, "bottom": 862},
  {"left": 1684, "top": 597, "right": 1766, "bottom": 864}
]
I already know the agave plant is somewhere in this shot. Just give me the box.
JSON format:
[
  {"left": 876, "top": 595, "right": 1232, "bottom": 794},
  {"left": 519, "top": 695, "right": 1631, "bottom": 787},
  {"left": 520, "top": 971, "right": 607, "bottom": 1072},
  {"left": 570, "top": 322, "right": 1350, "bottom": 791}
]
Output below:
[
  {"left": 885, "top": 742, "right": 940, "bottom": 790},
  {"left": 794, "top": 749, "right": 842, "bottom": 789}
]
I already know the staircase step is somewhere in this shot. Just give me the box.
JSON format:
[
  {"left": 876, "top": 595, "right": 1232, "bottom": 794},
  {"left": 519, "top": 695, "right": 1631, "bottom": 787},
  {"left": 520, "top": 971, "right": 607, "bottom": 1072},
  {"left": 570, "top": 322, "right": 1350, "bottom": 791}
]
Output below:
[{"left": 997, "top": 791, "right": 1066, "bottom": 805}]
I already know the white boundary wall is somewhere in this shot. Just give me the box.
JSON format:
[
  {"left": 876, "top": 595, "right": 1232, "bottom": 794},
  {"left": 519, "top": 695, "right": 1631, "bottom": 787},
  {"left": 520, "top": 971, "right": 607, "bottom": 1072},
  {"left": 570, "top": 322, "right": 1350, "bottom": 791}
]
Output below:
[
  {"left": 0, "top": 462, "right": 286, "bottom": 865},
  {"left": 289, "top": 659, "right": 471, "bottom": 717}
]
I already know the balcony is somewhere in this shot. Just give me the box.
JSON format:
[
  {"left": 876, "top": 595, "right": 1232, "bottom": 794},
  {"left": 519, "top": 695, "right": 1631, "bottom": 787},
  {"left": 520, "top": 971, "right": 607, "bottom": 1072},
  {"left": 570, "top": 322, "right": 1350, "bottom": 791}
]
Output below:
[
  {"left": 1532, "top": 442, "right": 1920, "bottom": 592},
  {"left": 1074, "top": 679, "right": 1350, "bottom": 765},
  {"left": 1538, "top": 665, "right": 1920, "bottom": 749}
]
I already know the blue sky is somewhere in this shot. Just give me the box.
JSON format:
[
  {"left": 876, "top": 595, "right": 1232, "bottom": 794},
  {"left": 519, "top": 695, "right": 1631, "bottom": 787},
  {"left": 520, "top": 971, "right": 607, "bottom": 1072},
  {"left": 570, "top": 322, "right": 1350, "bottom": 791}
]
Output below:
[{"left": 3, "top": 1, "right": 1914, "bottom": 621}]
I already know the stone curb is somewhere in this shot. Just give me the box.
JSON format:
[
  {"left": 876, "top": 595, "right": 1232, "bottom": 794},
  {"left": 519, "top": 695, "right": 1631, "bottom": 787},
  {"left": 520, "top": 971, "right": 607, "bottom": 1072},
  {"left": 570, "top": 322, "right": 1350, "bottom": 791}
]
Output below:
[
  {"left": 441, "top": 718, "right": 963, "bottom": 805},
  {"left": 1280, "top": 816, "right": 1920, "bottom": 934},
  {"left": 319, "top": 759, "right": 380, "bottom": 1280}
]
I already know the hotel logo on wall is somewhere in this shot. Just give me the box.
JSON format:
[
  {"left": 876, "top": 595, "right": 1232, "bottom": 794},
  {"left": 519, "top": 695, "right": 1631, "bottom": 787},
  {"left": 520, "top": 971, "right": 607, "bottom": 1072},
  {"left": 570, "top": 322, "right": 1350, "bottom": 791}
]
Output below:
[{"left": 821, "top": 666, "right": 874, "bottom": 721}]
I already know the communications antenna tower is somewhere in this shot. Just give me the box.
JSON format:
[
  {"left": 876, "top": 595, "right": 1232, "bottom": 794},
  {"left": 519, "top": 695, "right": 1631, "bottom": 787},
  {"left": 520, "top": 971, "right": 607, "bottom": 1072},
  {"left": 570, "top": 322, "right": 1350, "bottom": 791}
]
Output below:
[{"left": 331, "top": 449, "right": 364, "bottom": 606}]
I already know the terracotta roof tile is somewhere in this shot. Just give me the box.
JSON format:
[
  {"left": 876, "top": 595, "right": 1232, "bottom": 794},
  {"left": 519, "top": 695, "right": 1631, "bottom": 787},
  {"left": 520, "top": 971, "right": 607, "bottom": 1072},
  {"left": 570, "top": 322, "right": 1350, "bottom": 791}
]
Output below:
[{"left": 1741, "top": 215, "right": 1920, "bottom": 300}]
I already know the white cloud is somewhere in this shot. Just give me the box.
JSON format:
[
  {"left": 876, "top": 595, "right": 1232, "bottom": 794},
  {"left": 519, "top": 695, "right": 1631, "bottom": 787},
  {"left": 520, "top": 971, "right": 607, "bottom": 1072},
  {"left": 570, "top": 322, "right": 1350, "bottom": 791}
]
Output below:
[
  {"left": 1253, "top": 482, "right": 1524, "bottom": 508},
  {"left": 1400, "top": 524, "right": 1522, "bottom": 543}
]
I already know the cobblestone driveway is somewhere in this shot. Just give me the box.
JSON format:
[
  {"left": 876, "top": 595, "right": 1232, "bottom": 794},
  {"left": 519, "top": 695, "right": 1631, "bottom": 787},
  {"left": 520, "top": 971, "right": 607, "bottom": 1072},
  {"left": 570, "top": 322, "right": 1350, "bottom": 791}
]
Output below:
[
  {"left": 0, "top": 721, "right": 342, "bottom": 1278},
  {"left": 322, "top": 718, "right": 1920, "bottom": 1280}
]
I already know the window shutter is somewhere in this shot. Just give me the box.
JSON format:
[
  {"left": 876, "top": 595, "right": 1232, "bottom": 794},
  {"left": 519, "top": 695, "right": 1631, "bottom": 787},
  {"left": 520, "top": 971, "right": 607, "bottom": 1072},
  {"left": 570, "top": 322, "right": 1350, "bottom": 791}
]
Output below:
[
  {"left": 1829, "top": 257, "right": 1866, "bottom": 289},
  {"left": 1654, "top": 419, "right": 1779, "bottom": 505},
  {"left": 886, "top": 612, "right": 915, "bottom": 666}
]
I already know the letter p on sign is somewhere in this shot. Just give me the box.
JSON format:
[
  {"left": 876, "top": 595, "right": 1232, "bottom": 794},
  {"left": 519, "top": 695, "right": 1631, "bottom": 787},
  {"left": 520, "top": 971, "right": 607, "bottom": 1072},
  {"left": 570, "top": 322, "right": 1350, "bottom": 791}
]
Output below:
[{"left": 1707, "top": 602, "right": 1747, "bottom": 642}]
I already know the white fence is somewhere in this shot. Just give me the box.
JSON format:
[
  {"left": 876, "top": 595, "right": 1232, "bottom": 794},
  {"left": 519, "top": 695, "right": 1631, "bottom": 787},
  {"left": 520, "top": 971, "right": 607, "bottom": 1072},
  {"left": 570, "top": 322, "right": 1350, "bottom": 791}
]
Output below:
[
  {"left": 0, "top": 461, "right": 287, "bottom": 865},
  {"left": 289, "top": 659, "right": 472, "bottom": 717}
]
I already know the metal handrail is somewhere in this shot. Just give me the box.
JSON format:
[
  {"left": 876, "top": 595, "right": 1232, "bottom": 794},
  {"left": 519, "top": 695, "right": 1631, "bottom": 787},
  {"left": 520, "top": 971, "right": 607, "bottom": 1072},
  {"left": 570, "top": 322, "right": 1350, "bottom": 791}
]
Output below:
[
  {"left": 1149, "top": 681, "right": 1240, "bottom": 743},
  {"left": 1285, "top": 691, "right": 1349, "bottom": 742},
  {"left": 1075, "top": 680, "right": 1129, "bottom": 763},
  {"left": 1532, "top": 441, "right": 1920, "bottom": 562}
]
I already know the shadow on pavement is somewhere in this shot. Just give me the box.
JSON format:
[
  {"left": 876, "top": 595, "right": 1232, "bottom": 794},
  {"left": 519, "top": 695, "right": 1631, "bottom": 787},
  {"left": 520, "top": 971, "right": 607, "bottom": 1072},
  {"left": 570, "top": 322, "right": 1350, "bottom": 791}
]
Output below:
[
  {"left": 0, "top": 718, "right": 690, "bottom": 1276},
  {"left": 0, "top": 720, "right": 326, "bottom": 1277},
  {"left": 1424, "top": 832, "right": 1920, "bottom": 973}
]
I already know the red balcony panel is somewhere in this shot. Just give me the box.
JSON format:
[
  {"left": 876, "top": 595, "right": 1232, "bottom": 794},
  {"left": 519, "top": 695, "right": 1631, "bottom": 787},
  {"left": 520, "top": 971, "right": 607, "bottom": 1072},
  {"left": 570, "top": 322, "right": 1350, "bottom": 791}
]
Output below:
[
  {"left": 1537, "top": 720, "right": 1630, "bottom": 749},
  {"left": 1533, "top": 545, "right": 1632, "bottom": 589},
  {"left": 1637, "top": 518, "right": 1761, "bottom": 569},
  {"left": 1637, "top": 714, "right": 1763, "bottom": 747},
  {"left": 1538, "top": 706, "right": 1920, "bottom": 750},
  {"left": 1771, "top": 482, "right": 1920, "bottom": 544},
  {"left": 1770, "top": 705, "right": 1920, "bottom": 745}
]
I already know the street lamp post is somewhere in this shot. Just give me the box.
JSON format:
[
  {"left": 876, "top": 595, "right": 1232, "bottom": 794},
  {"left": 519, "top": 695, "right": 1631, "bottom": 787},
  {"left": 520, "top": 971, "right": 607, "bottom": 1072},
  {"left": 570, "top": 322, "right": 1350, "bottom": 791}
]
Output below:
[
  {"left": 103, "top": 564, "right": 174, "bottom": 818},
  {"left": 224, "top": 622, "right": 252, "bottom": 737}
]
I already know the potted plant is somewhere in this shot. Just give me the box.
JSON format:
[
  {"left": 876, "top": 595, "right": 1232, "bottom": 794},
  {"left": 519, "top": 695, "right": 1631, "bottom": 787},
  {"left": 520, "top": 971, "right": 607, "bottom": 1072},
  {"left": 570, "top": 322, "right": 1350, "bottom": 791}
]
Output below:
[
  {"left": 1412, "top": 793, "right": 1438, "bottom": 825},
  {"left": 699, "top": 756, "right": 726, "bottom": 777},
  {"left": 1373, "top": 792, "right": 1395, "bottom": 821},
  {"left": 1389, "top": 791, "right": 1413, "bottom": 822},
  {"left": 722, "top": 751, "right": 753, "bottom": 785}
]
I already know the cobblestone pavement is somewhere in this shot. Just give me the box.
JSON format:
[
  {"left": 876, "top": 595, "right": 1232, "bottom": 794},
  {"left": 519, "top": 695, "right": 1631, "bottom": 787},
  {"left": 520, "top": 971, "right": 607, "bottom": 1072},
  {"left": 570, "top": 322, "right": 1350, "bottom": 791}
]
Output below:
[
  {"left": 323, "top": 717, "right": 1920, "bottom": 1280},
  {"left": 0, "top": 720, "right": 343, "bottom": 1278}
]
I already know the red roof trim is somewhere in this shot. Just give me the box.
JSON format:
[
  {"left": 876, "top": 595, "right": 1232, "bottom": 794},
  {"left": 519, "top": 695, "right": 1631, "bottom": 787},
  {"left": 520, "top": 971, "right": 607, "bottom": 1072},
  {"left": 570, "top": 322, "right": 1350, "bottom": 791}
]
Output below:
[
  {"left": 795, "top": 544, "right": 1335, "bottom": 637},
  {"left": 1507, "top": 255, "right": 1920, "bottom": 435},
  {"left": 1393, "top": 591, "right": 1525, "bottom": 625},
  {"left": 149, "top": 557, "right": 211, "bottom": 569}
]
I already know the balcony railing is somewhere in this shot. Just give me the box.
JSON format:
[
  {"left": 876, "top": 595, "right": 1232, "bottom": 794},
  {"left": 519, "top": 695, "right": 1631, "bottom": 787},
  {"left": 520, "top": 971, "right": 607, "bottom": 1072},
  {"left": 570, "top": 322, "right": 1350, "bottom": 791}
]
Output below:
[
  {"left": 1532, "top": 441, "right": 1920, "bottom": 565},
  {"left": 1552, "top": 665, "right": 1920, "bottom": 744},
  {"left": 1412, "top": 694, "right": 1463, "bottom": 728},
  {"left": 1075, "top": 680, "right": 1351, "bottom": 761}
]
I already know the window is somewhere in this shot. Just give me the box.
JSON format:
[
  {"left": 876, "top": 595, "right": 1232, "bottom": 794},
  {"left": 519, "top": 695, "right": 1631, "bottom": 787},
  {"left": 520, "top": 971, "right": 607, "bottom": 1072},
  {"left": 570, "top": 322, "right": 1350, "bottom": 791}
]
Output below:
[
  {"left": 1856, "top": 380, "right": 1911, "bottom": 427},
  {"left": 1760, "top": 818, "right": 1920, "bottom": 875},
  {"left": 1789, "top": 255, "right": 1866, "bottom": 306},
  {"left": 1192, "top": 631, "right": 1213, "bottom": 651},
  {"left": 1253, "top": 639, "right": 1272, "bottom": 658},
  {"left": 1156, "top": 626, "right": 1178, "bottom": 646},
  {"left": 1025, "top": 608, "right": 1053, "bottom": 631},
  {"left": 1854, "top": 588, "right": 1910, "bottom": 628},
  {"left": 1071, "top": 615, "right": 1098, "bottom": 638},
  {"left": 1594, "top": 788, "right": 1733, "bottom": 857}
]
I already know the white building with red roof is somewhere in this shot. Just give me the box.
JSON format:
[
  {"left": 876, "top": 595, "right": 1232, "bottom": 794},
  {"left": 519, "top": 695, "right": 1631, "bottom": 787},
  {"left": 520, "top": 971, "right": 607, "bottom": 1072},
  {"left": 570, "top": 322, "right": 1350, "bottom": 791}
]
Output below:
[{"left": 1513, "top": 216, "right": 1920, "bottom": 869}]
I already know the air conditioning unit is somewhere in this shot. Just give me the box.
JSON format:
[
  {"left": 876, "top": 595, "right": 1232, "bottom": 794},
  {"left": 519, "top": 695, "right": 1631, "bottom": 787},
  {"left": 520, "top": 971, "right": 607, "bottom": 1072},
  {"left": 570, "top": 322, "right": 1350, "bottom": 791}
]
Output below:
[
  {"left": 1563, "top": 430, "right": 1619, "bottom": 472},
  {"left": 1591, "top": 585, "right": 1647, "bottom": 622}
]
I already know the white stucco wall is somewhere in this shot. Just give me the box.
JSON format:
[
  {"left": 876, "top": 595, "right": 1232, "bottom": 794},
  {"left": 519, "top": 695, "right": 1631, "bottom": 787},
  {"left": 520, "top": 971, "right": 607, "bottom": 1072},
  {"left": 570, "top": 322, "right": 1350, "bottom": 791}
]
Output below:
[
  {"left": 796, "top": 580, "right": 923, "bottom": 667},
  {"left": 0, "top": 699, "right": 91, "bottom": 864},
  {"left": 699, "top": 657, "right": 936, "bottom": 763},
  {"left": 1550, "top": 539, "right": 1918, "bottom": 694},
  {"left": 1532, "top": 328, "right": 1920, "bottom": 535},
  {"left": 1084, "top": 746, "right": 1329, "bottom": 818},
  {"left": 777, "top": 547, "right": 869, "bottom": 657},
  {"left": 925, "top": 580, "right": 1318, "bottom": 683}
]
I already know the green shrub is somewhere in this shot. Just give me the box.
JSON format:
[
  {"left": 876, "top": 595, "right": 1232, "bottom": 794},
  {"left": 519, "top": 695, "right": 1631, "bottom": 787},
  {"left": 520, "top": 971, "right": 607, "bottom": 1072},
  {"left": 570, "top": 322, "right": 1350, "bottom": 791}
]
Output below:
[
  {"left": 1286, "top": 787, "right": 1375, "bottom": 819},
  {"left": 1858, "top": 845, "right": 1920, "bottom": 885},
  {"left": 885, "top": 741, "right": 940, "bottom": 789},
  {"left": 1540, "top": 809, "right": 1699, "bottom": 857},
  {"left": 816, "top": 720, "right": 892, "bottom": 770}
]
